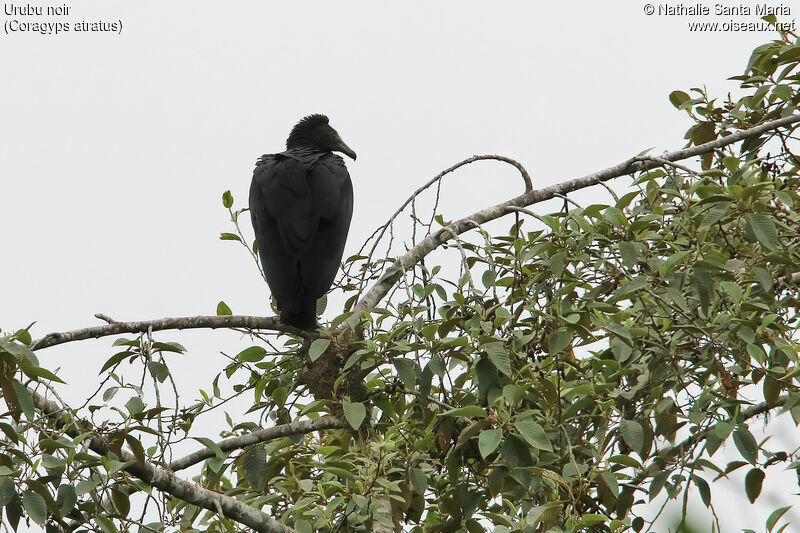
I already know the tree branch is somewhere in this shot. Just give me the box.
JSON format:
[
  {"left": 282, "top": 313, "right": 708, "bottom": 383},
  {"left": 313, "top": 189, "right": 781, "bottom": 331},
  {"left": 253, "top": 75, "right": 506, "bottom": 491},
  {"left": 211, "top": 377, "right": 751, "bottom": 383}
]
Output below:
[
  {"left": 30, "top": 389, "right": 295, "bottom": 533},
  {"left": 630, "top": 395, "right": 788, "bottom": 486},
  {"left": 169, "top": 416, "right": 348, "bottom": 472},
  {"left": 30, "top": 315, "right": 312, "bottom": 351},
  {"left": 342, "top": 113, "right": 800, "bottom": 330}
]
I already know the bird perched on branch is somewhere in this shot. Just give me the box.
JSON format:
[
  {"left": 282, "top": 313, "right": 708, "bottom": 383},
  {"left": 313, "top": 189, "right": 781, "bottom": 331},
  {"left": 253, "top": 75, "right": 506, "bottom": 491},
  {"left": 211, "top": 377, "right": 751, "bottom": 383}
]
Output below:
[{"left": 249, "top": 114, "right": 355, "bottom": 330}]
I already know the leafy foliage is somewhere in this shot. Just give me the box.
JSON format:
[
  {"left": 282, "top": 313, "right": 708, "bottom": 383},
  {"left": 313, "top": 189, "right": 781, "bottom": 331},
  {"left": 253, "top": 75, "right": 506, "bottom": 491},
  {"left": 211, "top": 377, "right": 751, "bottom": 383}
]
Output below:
[{"left": 1, "top": 30, "right": 800, "bottom": 533}]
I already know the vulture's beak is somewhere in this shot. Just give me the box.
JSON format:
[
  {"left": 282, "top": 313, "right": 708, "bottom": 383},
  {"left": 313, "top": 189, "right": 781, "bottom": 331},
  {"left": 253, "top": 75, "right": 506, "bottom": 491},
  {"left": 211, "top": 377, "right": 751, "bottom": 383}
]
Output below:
[{"left": 333, "top": 136, "right": 357, "bottom": 160}]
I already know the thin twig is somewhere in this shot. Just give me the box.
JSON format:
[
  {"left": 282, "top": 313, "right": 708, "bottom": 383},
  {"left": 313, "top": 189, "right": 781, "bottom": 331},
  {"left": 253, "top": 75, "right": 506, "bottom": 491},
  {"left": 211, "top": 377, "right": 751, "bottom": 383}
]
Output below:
[{"left": 637, "top": 155, "right": 701, "bottom": 177}]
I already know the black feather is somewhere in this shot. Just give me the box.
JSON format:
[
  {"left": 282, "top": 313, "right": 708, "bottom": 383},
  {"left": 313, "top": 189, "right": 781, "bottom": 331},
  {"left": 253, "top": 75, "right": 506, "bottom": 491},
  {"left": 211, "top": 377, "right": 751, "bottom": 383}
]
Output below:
[{"left": 249, "top": 116, "right": 355, "bottom": 330}]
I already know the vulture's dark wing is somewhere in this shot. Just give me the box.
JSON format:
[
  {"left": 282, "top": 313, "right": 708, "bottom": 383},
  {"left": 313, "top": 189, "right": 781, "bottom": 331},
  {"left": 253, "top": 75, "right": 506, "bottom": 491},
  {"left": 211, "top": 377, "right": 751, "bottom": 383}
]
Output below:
[
  {"left": 302, "top": 154, "right": 354, "bottom": 298},
  {"left": 249, "top": 151, "right": 353, "bottom": 319}
]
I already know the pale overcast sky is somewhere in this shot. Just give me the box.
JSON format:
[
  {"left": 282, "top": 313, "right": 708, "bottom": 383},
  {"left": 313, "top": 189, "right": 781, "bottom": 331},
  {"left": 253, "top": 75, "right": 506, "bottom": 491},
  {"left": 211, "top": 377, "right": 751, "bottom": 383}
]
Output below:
[{"left": 1, "top": 1, "right": 797, "bottom": 531}]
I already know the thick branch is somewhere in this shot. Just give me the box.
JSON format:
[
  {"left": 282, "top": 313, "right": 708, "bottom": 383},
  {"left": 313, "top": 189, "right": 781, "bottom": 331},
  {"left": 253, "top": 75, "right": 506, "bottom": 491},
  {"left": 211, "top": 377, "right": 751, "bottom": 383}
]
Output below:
[
  {"left": 170, "top": 416, "right": 348, "bottom": 472},
  {"left": 342, "top": 113, "right": 800, "bottom": 330},
  {"left": 30, "top": 315, "right": 312, "bottom": 351},
  {"left": 31, "top": 390, "right": 294, "bottom": 533}
]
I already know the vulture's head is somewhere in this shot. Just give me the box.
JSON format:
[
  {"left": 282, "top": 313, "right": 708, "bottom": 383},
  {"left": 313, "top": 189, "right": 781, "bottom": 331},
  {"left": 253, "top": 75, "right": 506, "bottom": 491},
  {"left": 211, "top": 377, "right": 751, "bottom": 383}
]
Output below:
[{"left": 286, "top": 114, "right": 357, "bottom": 160}]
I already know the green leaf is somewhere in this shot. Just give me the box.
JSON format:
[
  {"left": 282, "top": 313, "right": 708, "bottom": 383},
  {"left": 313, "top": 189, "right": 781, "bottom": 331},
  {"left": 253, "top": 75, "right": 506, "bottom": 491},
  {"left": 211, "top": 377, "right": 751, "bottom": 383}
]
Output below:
[
  {"left": 722, "top": 156, "right": 740, "bottom": 172},
  {"left": 0, "top": 476, "right": 16, "bottom": 507},
  {"left": 766, "top": 506, "right": 792, "bottom": 533},
  {"left": 478, "top": 429, "right": 502, "bottom": 458},
  {"left": 748, "top": 213, "right": 780, "bottom": 251},
  {"left": 17, "top": 355, "right": 66, "bottom": 384},
  {"left": 745, "top": 468, "right": 765, "bottom": 503},
  {"left": 714, "top": 421, "right": 734, "bottom": 440},
  {"left": 700, "top": 201, "right": 731, "bottom": 228},
  {"left": 485, "top": 342, "right": 511, "bottom": 377},
  {"left": 659, "top": 251, "right": 689, "bottom": 277},
  {"left": 242, "top": 446, "right": 267, "bottom": 491},
  {"left": 619, "top": 420, "right": 644, "bottom": 454},
  {"left": 575, "top": 514, "right": 609, "bottom": 528},
  {"left": 125, "top": 396, "right": 145, "bottom": 415},
  {"left": 392, "top": 358, "right": 417, "bottom": 388},
  {"left": 733, "top": 427, "right": 759, "bottom": 464},
  {"left": 21, "top": 490, "right": 46, "bottom": 526},
  {"left": 608, "top": 454, "right": 644, "bottom": 470},
  {"left": 321, "top": 465, "right": 356, "bottom": 481},
  {"left": 12, "top": 326, "right": 32, "bottom": 346},
  {"left": 192, "top": 437, "right": 226, "bottom": 459},
  {"left": 11, "top": 380, "right": 34, "bottom": 420},
  {"left": 308, "top": 339, "right": 330, "bottom": 362},
  {"left": 669, "top": 90, "right": 691, "bottom": 109},
  {"left": 112, "top": 337, "right": 137, "bottom": 347},
  {"left": 95, "top": 515, "right": 119, "bottom": 533},
  {"left": 599, "top": 471, "right": 620, "bottom": 498},
  {"left": 747, "top": 343, "right": 767, "bottom": 365},
  {"left": 409, "top": 467, "right": 427, "bottom": 495},
  {"left": 614, "top": 275, "right": 648, "bottom": 299},
  {"left": 547, "top": 328, "right": 572, "bottom": 355},
  {"left": 426, "top": 356, "right": 445, "bottom": 376},
  {"left": 548, "top": 252, "right": 567, "bottom": 276},
  {"left": 222, "top": 190, "right": 233, "bottom": 208},
  {"left": 42, "top": 454, "right": 65, "bottom": 470},
  {"left": 216, "top": 301, "right": 232, "bottom": 316},
  {"left": 150, "top": 341, "right": 185, "bottom": 353},
  {"left": 146, "top": 361, "right": 170, "bottom": 383},
  {"left": 111, "top": 487, "right": 130, "bottom": 517},
  {"left": 316, "top": 294, "right": 328, "bottom": 316},
  {"left": 103, "top": 387, "right": 119, "bottom": 402},
  {"left": 270, "top": 385, "right": 288, "bottom": 407},
  {"left": 236, "top": 346, "right": 267, "bottom": 363},
  {"left": 619, "top": 241, "right": 638, "bottom": 267},
  {"left": 343, "top": 401, "right": 366, "bottom": 429},
  {"left": 604, "top": 323, "right": 632, "bottom": 341},
  {"left": 56, "top": 484, "right": 77, "bottom": 516},
  {"left": 649, "top": 470, "right": 669, "bottom": 501},
  {"left": 691, "top": 121, "right": 716, "bottom": 145},
  {"left": 514, "top": 419, "right": 552, "bottom": 451},
  {"left": 99, "top": 350, "right": 135, "bottom": 374},
  {"left": 693, "top": 474, "right": 711, "bottom": 507},
  {"left": 441, "top": 406, "right": 488, "bottom": 418},
  {"left": 219, "top": 232, "right": 241, "bottom": 242},
  {"left": 475, "top": 358, "right": 502, "bottom": 397},
  {"left": 720, "top": 281, "right": 743, "bottom": 302},
  {"left": 754, "top": 266, "right": 773, "bottom": 292},
  {"left": 295, "top": 520, "right": 313, "bottom": 533},
  {"left": 125, "top": 434, "right": 146, "bottom": 464},
  {"left": 76, "top": 478, "right": 99, "bottom": 496}
]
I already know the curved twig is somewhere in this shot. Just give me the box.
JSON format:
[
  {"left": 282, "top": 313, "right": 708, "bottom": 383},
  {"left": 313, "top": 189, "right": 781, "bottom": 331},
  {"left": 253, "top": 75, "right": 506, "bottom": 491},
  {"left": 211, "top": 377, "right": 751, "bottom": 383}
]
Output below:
[
  {"left": 373, "top": 155, "right": 532, "bottom": 241},
  {"left": 341, "top": 113, "right": 800, "bottom": 331},
  {"left": 169, "top": 416, "right": 348, "bottom": 472},
  {"left": 350, "top": 155, "right": 532, "bottom": 289},
  {"left": 30, "top": 315, "right": 312, "bottom": 351}
]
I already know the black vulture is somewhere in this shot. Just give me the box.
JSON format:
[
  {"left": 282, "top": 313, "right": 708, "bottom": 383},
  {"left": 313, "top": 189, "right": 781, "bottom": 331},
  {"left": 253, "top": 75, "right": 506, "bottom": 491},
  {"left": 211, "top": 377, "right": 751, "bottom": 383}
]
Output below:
[{"left": 249, "top": 114, "right": 355, "bottom": 330}]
